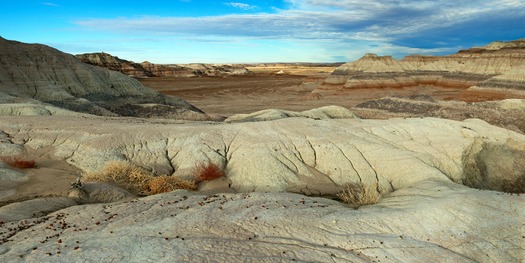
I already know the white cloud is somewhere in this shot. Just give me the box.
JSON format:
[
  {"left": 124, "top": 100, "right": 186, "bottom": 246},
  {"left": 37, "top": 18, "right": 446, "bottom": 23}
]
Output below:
[
  {"left": 225, "top": 2, "right": 257, "bottom": 10},
  {"left": 75, "top": 1, "right": 523, "bottom": 39},
  {"left": 72, "top": 0, "right": 525, "bottom": 61},
  {"left": 42, "top": 2, "right": 59, "bottom": 7}
]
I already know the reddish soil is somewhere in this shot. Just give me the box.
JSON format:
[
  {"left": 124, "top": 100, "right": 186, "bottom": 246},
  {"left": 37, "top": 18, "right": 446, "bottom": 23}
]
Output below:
[
  {"left": 446, "top": 89, "right": 525, "bottom": 102},
  {"left": 140, "top": 74, "right": 480, "bottom": 117}
]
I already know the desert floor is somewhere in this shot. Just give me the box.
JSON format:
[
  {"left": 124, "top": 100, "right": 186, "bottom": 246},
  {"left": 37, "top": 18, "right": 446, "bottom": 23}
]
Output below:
[{"left": 140, "top": 71, "right": 486, "bottom": 117}]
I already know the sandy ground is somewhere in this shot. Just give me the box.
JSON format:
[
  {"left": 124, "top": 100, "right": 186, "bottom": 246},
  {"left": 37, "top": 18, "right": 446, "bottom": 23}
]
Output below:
[
  {"left": 0, "top": 147, "right": 81, "bottom": 206},
  {"left": 140, "top": 73, "right": 471, "bottom": 117}
]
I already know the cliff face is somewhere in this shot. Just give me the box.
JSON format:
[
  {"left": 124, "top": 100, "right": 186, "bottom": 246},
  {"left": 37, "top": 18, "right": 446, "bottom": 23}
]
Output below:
[
  {"left": 76, "top": 53, "right": 251, "bottom": 78},
  {"left": 318, "top": 39, "right": 525, "bottom": 92},
  {"left": 0, "top": 37, "right": 207, "bottom": 119}
]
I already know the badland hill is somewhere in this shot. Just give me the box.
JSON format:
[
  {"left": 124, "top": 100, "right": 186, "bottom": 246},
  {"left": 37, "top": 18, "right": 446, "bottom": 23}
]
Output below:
[
  {"left": 0, "top": 37, "right": 208, "bottom": 119},
  {"left": 317, "top": 39, "right": 525, "bottom": 95},
  {"left": 76, "top": 52, "right": 251, "bottom": 78}
]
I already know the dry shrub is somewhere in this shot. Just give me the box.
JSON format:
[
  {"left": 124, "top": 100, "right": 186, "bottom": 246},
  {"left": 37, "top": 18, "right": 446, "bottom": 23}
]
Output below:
[
  {"left": 337, "top": 182, "right": 382, "bottom": 208},
  {"left": 83, "top": 161, "right": 152, "bottom": 195},
  {"left": 147, "top": 175, "right": 197, "bottom": 194},
  {"left": 193, "top": 162, "right": 225, "bottom": 183},
  {"left": 83, "top": 160, "right": 200, "bottom": 195},
  {"left": 1, "top": 156, "right": 36, "bottom": 169}
]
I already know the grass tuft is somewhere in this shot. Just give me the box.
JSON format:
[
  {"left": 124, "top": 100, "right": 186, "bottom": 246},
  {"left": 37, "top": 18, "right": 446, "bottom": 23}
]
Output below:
[
  {"left": 147, "top": 175, "right": 197, "bottom": 194},
  {"left": 82, "top": 161, "right": 152, "bottom": 195},
  {"left": 337, "top": 182, "right": 382, "bottom": 208},
  {"left": 193, "top": 162, "right": 225, "bottom": 183},
  {"left": 83, "top": 160, "right": 199, "bottom": 195},
  {"left": 1, "top": 156, "right": 36, "bottom": 169}
]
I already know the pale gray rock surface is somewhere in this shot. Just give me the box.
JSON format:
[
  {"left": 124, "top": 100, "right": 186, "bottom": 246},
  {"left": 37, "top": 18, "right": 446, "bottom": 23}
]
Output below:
[
  {"left": 224, "top": 105, "right": 359, "bottom": 123},
  {"left": 0, "top": 168, "right": 28, "bottom": 183},
  {"left": 0, "top": 103, "right": 85, "bottom": 116},
  {"left": 0, "top": 197, "right": 77, "bottom": 222},
  {"left": 1, "top": 115, "right": 524, "bottom": 194},
  {"left": 68, "top": 182, "right": 137, "bottom": 204},
  {"left": 0, "top": 180, "right": 523, "bottom": 262},
  {"left": 0, "top": 116, "right": 523, "bottom": 261},
  {"left": 497, "top": 99, "right": 525, "bottom": 110}
]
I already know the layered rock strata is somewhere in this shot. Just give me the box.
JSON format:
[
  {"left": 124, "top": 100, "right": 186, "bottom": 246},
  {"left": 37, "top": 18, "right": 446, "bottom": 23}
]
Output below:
[
  {"left": 0, "top": 37, "right": 208, "bottom": 119},
  {"left": 317, "top": 39, "right": 525, "bottom": 93},
  {"left": 76, "top": 52, "right": 252, "bottom": 78},
  {"left": 354, "top": 96, "right": 525, "bottom": 133}
]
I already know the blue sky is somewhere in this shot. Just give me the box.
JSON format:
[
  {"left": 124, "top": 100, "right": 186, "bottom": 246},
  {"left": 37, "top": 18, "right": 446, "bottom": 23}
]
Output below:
[{"left": 1, "top": 0, "right": 524, "bottom": 63}]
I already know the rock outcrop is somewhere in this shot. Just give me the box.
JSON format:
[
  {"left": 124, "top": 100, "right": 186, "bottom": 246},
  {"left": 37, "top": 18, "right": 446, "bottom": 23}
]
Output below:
[
  {"left": 2, "top": 115, "right": 524, "bottom": 194},
  {"left": 0, "top": 115, "right": 524, "bottom": 261},
  {"left": 76, "top": 52, "right": 252, "bottom": 78},
  {"left": 353, "top": 96, "right": 525, "bottom": 134},
  {"left": 224, "top": 105, "right": 359, "bottom": 123},
  {"left": 0, "top": 37, "right": 208, "bottom": 119},
  {"left": 317, "top": 39, "right": 525, "bottom": 93}
]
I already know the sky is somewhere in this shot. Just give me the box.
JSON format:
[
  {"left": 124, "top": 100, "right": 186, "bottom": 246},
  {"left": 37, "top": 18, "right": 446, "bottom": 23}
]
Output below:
[{"left": 1, "top": 0, "right": 524, "bottom": 63}]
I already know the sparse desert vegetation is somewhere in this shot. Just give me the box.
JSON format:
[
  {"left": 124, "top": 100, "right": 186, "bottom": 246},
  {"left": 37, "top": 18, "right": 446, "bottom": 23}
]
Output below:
[
  {"left": 148, "top": 175, "right": 197, "bottom": 194},
  {"left": 83, "top": 160, "right": 222, "bottom": 195},
  {"left": 337, "top": 182, "right": 382, "bottom": 208},
  {"left": 82, "top": 161, "right": 152, "bottom": 195},
  {"left": 0, "top": 156, "right": 36, "bottom": 169},
  {"left": 193, "top": 162, "right": 225, "bottom": 183}
]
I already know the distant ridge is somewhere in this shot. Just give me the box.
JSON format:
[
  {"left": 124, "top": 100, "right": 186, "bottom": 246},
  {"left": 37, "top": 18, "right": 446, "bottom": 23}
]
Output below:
[
  {"left": 76, "top": 52, "right": 252, "bottom": 78},
  {"left": 317, "top": 39, "right": 525, "bottom": 93},
  {"left": 0, "top": 37, "right": 209, "bottom": 119}
]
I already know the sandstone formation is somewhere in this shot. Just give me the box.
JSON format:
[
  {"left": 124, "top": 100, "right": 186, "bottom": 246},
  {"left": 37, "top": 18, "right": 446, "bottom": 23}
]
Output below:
[
  {"left": 224, "top": 105, "right": 358, "bottom": 123},
  {"left": 0, "top": 37, "right": 208, "bottom": 119},
  {"left": 1, "top": 115, "right": 524, "bottom": 195},
  {"left": 470, "top": 66, "right": 525, "bottom": 92},
  {"left": 317, "top": 39, "right": 525, "bottom": 94},
  {"left": 353, "top": 96, "right": 525, "bottom": 134},
  {"left": 76, "top": 52, "right": 252, "bottom": 78},
  {"left": 0, "top": 115, "right": 524, "bottom": 261}
]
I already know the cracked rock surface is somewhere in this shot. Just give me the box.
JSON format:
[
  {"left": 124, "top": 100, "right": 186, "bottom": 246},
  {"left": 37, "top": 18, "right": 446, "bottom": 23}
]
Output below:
[
  {"left": 0, "top": 116, "right": 523, "bottom": 261},
  {"left": 0, "top": 180, "right": 523, "bottom": 262},
  {"left": 2, "top": 115, "right": 524, "bottom": 194}
]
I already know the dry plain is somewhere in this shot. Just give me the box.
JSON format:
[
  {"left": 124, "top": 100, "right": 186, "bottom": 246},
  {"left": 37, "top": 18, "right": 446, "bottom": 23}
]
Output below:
[{"left": 140, "top": 70, "right": 472, "bottom": 117}]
